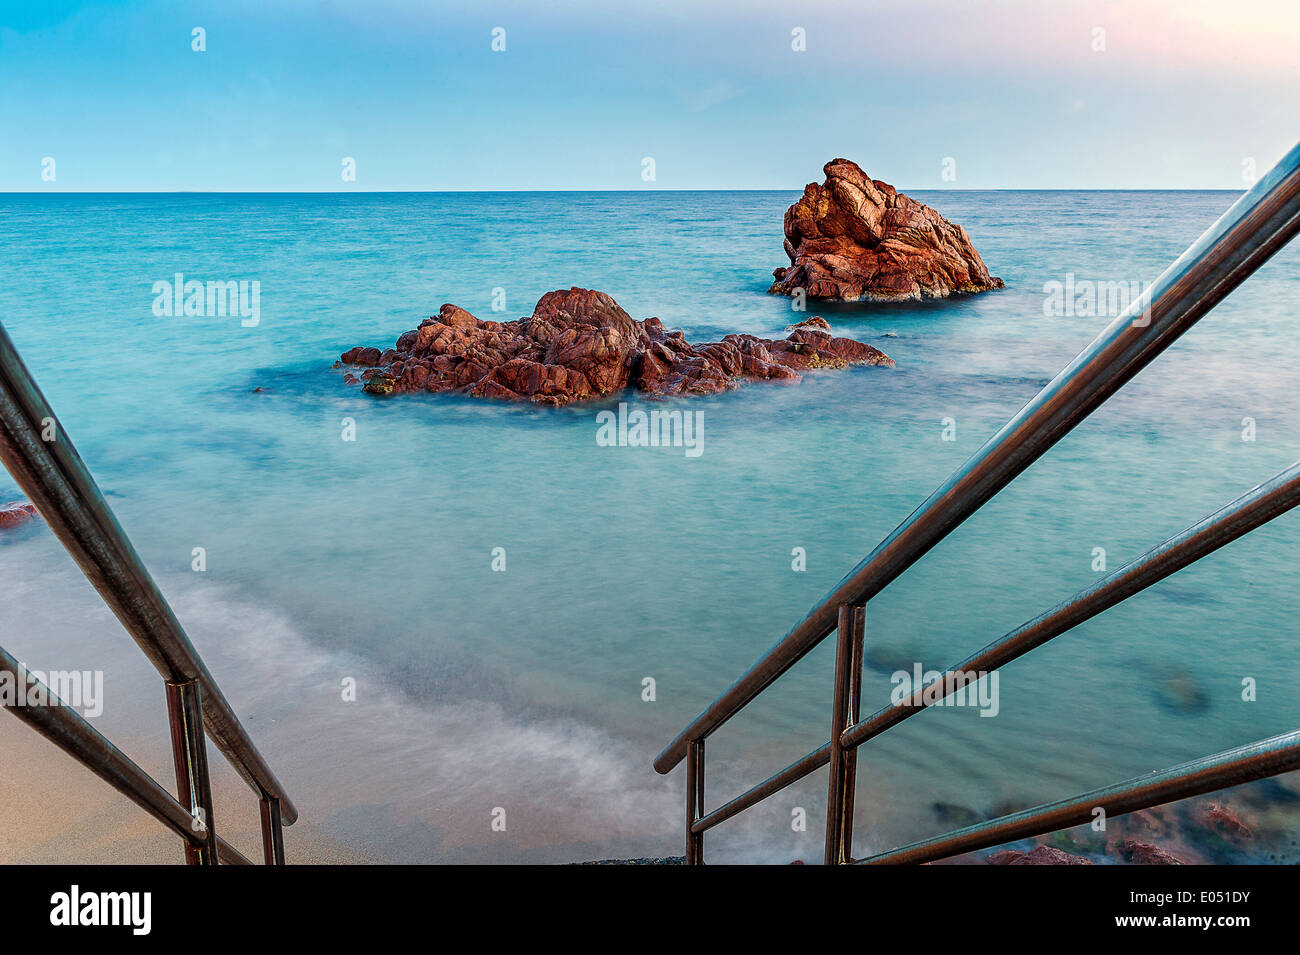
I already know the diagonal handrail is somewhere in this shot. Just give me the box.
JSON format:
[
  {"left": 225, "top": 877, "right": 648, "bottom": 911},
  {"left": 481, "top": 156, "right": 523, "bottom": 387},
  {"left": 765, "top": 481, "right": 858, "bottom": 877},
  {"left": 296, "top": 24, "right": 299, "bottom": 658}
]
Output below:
[
  {"left": 656, "top": 141, "right": 1300, "bottom": 776},
  {"left": 0, "top": 322, "right": 296, "bottom": 822},
  {"left": 0, "top": 318, "right": 296, "bottom": 863},
  {"left": 656, "top": 141, "right": 1300, "bottom": 865},
  {"left": 0, "top": 646, "right": 252, "bottom": 865},
  {"left": 856, "top": 730, "right": 1300, "bottom": 865},
  {"left": 688, "top": 457, "right": 1300, "bottom": 836}
]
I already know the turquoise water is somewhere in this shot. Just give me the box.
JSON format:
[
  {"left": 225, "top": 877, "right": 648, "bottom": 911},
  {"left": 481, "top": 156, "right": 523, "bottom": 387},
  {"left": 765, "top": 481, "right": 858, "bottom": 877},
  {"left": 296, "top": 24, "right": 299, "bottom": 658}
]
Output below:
[{"left": 1, "top": 190, "right": 1298, "bottom": 863}]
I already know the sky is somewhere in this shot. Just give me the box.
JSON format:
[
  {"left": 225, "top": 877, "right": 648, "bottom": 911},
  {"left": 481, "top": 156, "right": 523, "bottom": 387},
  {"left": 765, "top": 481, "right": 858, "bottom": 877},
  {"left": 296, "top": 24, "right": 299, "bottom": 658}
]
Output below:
[{"left": 0, "top": 0, "right": 1297, "bottom": 191}]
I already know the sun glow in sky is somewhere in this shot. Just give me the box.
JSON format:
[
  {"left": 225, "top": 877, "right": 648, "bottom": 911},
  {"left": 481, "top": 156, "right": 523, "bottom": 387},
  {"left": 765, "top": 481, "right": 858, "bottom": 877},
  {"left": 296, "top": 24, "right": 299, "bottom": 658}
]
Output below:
[{"left": 1, "top": 0, "right": 1296, "bottom": 190}]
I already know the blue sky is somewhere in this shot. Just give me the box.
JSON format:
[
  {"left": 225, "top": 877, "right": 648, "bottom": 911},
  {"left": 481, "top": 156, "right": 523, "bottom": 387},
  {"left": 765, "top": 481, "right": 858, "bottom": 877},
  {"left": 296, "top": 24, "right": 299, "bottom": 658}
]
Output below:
[{"left": 1, "top": 0, "right": 1296, "bottom": 190}]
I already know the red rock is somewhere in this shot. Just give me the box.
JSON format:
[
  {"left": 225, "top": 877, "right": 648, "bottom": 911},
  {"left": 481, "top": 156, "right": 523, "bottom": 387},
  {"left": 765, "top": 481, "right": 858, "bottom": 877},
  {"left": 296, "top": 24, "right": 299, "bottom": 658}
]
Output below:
[
  {"left": 0, "top": 502, "right": 39, "bottom": 531},
  {"left": 338, "top": 287, "right": 893, "bottom": 406},
  {"left": 987, "top": 846, "right": 1093, "bottom": 865},
  {"left": 986, "top": 850, "right": 1022, "bottom": 865},
  {"left": 341, "top": 346, "right": 383, "bottom": 366},
  {"left": 786, "top": 316, "right": 832, "bottom": 331},
  {"left": 1194, "top": 802, "right": 1253, "bottom": 842},
  {"left": 1116, "top": 840, "right": 1186, "bottom": 865},
  {"left": 770, "top": 159, "right": 1003, "bottom": 303}
]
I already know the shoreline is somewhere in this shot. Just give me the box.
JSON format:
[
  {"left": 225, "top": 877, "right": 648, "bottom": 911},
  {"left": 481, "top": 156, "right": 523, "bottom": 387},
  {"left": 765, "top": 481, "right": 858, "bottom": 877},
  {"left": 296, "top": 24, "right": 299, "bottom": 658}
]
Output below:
[{"left": 5, "top": 706, "right": 1294, "bottom": 864}]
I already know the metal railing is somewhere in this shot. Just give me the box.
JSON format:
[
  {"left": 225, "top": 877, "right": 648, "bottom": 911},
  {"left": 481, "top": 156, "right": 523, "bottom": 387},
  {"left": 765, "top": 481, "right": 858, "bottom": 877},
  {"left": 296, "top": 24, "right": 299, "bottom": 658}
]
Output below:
[
  {"left": 656, "top": 141, "right": 1300, "bottom": 864},
  {"left": 0, "top": 321, "right": 296, "bottom": 865}
]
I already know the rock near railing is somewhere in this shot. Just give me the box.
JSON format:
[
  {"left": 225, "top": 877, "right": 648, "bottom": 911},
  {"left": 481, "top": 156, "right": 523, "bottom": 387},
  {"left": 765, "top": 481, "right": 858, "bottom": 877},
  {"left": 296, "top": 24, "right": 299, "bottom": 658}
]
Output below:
[{"left": 0, "top": 502, "right": 38, "bottom": 532}]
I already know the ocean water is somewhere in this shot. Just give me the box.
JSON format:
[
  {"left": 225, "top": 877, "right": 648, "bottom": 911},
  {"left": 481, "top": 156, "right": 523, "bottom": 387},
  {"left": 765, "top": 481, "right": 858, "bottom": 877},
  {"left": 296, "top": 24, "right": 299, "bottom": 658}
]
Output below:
[{"left": 1, "top": 190, "right": 1298, "bottom": 863}]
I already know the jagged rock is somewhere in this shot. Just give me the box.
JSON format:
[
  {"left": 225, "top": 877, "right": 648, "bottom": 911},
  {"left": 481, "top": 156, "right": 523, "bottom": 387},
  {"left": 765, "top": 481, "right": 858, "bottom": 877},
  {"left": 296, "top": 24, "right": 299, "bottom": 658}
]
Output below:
[
  {"left": 0, "top": 502, "right": 38, "bottom": 532},
  {"left": 338, "top": 287, "right": 892, "bottom": 406},
  {"left": 786, "top": 316, "right": 832, "bottom": 332},
  {"left": 769, "top": 159, "right": 1003, "bottom": 302},
  {"left": 1116, "top": 840, "right": 1186, "bottom": 865},
  {"left": 1193, "top": 802, "right": 1253, "bottom": 843}
]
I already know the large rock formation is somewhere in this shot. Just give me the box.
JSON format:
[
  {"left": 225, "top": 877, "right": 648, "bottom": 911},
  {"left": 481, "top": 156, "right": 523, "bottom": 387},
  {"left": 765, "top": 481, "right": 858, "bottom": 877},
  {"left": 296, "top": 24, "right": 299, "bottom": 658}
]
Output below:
[
  {"left": 337, "top": 288, "right": 892, "bottom": 405},
  {"left": 769, "top": 159, "right": 1003, "bottom": 302}
]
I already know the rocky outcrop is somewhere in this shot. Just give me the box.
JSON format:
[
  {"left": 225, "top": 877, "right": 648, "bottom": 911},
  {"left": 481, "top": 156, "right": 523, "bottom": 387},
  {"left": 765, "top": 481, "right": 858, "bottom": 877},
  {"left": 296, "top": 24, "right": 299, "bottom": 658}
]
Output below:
[
  {"left": 0, "top": 502, "right": 38, "bottom": 532},
  {"left": 769, "top": 159, "right": 1003, "bottom": 302},
  {"left": 987, "top": 846, "right": 1093, "bottom": 866},
  {"left": 337, "top": 287, "right": 892, "bottom": 405},
  {"left": 1193, "top": 803, "right": 1252, "bottom": 842},
  {"left": 1116, "top": 840, "right": 1186, "bottom": 865}
]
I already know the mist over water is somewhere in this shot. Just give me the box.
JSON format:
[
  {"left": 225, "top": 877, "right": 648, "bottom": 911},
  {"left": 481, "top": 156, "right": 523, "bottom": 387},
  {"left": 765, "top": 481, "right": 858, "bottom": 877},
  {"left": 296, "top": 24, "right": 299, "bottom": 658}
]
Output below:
[{"left": 2, "top": 190, "right": 1298, "bottom": 863}]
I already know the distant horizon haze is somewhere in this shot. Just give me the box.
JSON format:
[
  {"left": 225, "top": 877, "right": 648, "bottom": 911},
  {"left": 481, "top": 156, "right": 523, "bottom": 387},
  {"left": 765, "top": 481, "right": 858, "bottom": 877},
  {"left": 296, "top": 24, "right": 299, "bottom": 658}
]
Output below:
[
  {"left": 0, "top": 187, "right": 1256, "bottom": 194},
  {"left": 1, "top": 0, "right": 1296, "bottom": 192}
]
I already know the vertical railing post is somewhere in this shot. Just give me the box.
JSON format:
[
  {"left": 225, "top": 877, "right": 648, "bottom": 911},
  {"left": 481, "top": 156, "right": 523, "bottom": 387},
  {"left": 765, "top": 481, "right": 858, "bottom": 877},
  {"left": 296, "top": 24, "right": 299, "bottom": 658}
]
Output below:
[
  {"left": 685, "top": 738, "right": 705, "bottom": 864},
  {"left": 165, "top": 678, "right": 218, "bottom": 865},
  {"left": 259, "top": 796, "right": 286, "bottom": 865},
  {"left": 825, "top": 603, "right": 865, "bottom": 864}
]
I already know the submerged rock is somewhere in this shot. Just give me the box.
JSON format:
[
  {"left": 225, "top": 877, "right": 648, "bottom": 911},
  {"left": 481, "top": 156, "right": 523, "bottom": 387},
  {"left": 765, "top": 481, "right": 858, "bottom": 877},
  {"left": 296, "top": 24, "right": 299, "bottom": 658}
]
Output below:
[
  {"left": 339, "top": 287, "right": 892, "bottom": 406},
  {"left": 0, "top": 502, "right": 38, "bottom": 532},
  {"left": 987, "top": 846, "right": 1093, "bottom": 865},
  {"left": 1151, "top": 668, "right": 1212, "bottom": 715},
  {"left": 932, "top": 802, "right": 983, "bottom": 828},
  {"left": 1194, "top": 802, "right": 1253, "bottom": 842},
  {"left": 1116, "top": 839, "right": 1186, "bottom": 865},
  {"left": 362, "top": 373, "right": 397, "bottom": 397},
  {"left": 769, "top": 159, "right": 1003, "bottom": 302}
]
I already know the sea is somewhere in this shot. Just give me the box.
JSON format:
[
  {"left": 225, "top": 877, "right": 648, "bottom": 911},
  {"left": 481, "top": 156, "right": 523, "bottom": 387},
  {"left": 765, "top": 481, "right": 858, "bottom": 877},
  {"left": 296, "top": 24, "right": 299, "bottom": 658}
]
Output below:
[{"left": 1, "top": 189, "right": 1298, "bottom": 863}]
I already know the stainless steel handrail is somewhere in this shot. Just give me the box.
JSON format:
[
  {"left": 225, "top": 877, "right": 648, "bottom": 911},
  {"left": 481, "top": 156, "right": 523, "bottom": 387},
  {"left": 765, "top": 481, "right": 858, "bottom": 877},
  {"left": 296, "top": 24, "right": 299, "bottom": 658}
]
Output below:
[
  {"left": 656, "top": 141, "right": 1300, "bottom": 776},
  {"left": 0, "top": 646, "right": 252, "bottom": 865},
  {"left": 656, "top": 141, "right": 1300, "bottom": 864},
  {"left": 856, "top": 730, "right": 1300, "bottom": 865},
  {"left": 689, "top": 457, "right": 1300, "bottom": 836},
  {"left": 841, "top": 457, "right": 1300, "bottom": 750},
  {"left": 0, "top": 319, "right": 295, "bottom": 863}
]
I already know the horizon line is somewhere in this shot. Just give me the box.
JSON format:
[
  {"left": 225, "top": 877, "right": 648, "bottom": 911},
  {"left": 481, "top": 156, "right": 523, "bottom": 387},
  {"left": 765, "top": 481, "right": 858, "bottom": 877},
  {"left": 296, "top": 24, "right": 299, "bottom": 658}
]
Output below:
[{"left": 0, "top": 187, "right": 1248, "bottom": 195}]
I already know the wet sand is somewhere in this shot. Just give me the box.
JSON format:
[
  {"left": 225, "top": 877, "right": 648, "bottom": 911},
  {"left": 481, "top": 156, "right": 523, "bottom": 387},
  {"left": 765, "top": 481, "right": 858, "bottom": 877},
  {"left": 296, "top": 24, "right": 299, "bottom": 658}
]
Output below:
[{"left": 0, "top": 717, "right": 371, "bottom": 865}]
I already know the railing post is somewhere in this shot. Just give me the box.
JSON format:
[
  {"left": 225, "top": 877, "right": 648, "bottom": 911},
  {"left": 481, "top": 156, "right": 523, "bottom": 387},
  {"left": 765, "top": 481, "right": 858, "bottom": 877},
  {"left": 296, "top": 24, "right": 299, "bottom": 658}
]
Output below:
[
  {"left": 166, "top": 678, "right": 218, "bottom": 865},
  {"left": 685, "top": 738, "right": 705, "bottom": 864},
  {"left": 825, "top": 603, "right": 865, "bottom": 864},
  {"left": 259, "top": 795, "right": 286, "bottom": 865}
]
